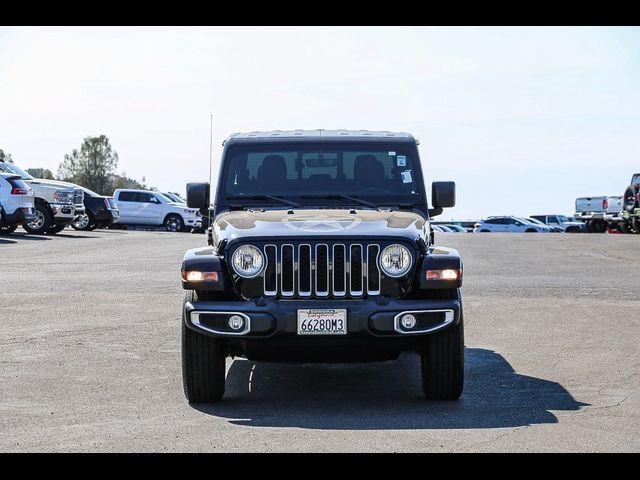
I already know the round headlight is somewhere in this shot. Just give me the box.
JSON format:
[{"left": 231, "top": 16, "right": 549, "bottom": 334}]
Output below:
[
  {"left": 379, "top": 244, "right": 413, "bottom": 278},
  {"left": 231, "top": 244, "right": 264, "bottom": 278}
]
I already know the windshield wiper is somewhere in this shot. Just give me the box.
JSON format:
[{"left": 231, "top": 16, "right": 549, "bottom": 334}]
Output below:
[
  {"left": 301, "top": 194, "right": 379, "bottom": 210},
  {"left": 227, "top": 195, "right": 301, "bottom": 209}
]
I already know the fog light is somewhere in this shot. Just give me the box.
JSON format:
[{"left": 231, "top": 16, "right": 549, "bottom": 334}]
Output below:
[
  {"left": 400, "top": 313, "right": 417, "bottom": 329},
  {"left": 228, "top": 315, "right": 244, "bottom": 330}
]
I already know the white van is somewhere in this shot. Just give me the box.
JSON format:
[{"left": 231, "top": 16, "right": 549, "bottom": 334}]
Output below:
[
  {"left": 113, "top": 189, "right": 201, "bottom": 232},
  {"left": 0, "top": 173, "right": 36, "bottom": 233}
]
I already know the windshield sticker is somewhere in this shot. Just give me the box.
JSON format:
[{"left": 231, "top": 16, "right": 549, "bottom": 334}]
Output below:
[
  {"left": 397, "top": 155, "right": 407, "bottom": 167},
  {"left": 401, "top": 170, "right": 413, "bottom": 183},
  {"left": 388, "top": 151, "right": 396, "bottom": 156}
]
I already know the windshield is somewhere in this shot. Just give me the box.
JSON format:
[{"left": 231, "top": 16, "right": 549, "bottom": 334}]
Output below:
[
  {"left": 164, "top": 192, "right": 185, "bottom": 203},
  {"left": 158, "top": 193, "right": 176, "bottom": 203},
  {"left": 558, "top": 215, "right": 569, "bottom": 222},
  {"left": 220, "top": 142, "right": 423, "bottom": 207},
  {"left": 0, "top": 162, "right": 34, "bottom": 180}
]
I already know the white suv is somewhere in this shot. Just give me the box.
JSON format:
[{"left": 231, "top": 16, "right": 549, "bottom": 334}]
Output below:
[
  {"left": 0, "top": 173, "right": 36, "bottom": 233},
  {"left": 474, "top": 216, "right": 551, "bottom": 233},
  {"left": 113, "top": 189, "right": 202, "bottom": 232}
]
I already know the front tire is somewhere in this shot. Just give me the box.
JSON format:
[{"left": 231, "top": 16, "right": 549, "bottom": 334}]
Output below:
[
  {"left": 22, "top": 204, "right": 54, "bottom": 235},
  {"left": 421, "top": 304, "right": 464, "bottom": 401},
  {"left": 164, "top": 214, "right": 184, "bottom": 232},
  {"left": 72, "top": 212, "right": 95, "bottom": 231},
  {"left": 182, "top": 290, "right": 226, "bottom": 403}
]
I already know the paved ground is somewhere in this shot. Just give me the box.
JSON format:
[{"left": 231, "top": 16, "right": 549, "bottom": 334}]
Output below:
[{"left": 0, "top": 228, "right": 638, "bottom": 452}]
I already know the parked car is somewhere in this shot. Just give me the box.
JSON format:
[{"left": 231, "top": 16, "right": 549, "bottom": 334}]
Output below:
[
  {"left": 621, "top": 173, "right": 640, "bottom": 233},
  {"left": 113, "top": 189, "right": 202, "bottom": 232},
  {"left": 574, "top": 195, "right": 623, "bottom": 233},
  {"left": 71, "top": 187, "right": 120, "bottom": 231},
  {"left": 526, "top": 217, "right": 562, "bottom": 232},
  {"left": 0, "top": 161, "right": 84, "bottom": 235},
  {"left": 0, "top": 173, "right": 36, "bottom": 233},
  {"left": 180, "top": 129, "right": 463, "bottom": 402},
  {"left": 444, "top": 224, "right": 467, "bottom": 233},
  {"left": 474, "top": 216, "right": 551, "bottom": 233},
  {"left": 530, "top": 214, "right": 584, "bottom": 233}
]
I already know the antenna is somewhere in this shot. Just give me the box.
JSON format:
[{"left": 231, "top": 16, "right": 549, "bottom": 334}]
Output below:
[{"left": 207, "top": 114, "right": 214, "bottom": 246}]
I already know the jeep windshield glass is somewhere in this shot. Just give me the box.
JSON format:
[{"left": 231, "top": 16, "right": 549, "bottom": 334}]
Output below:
[
  {"left": 220, "top": 143, "right": 423, "bottom": 207},
  {"left": 0, "top": 162, "right": 34, "bottom": 180}
]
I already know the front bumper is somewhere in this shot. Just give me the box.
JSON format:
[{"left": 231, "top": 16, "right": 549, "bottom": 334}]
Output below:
[
  {"left": 184, "top": 217, "right": 202, "bottom": 228},
  {"left": 50, "top": 203, "right": 76, "bottom": 222},
  {"left": 184, "top": 297, "right": 461, "bottom": 361}
]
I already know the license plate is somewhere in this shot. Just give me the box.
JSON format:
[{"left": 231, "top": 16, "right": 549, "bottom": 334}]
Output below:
[{"left": 297, "top": 309, "right": 347, "bottom": 335}]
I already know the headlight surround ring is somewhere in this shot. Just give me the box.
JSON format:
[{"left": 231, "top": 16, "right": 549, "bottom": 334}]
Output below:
[
  {"left": 231, "top": 244, "right": 264, "bottom": 278},
  {"left": 379, "top": 243, "right": 413, "bottom": 278}
]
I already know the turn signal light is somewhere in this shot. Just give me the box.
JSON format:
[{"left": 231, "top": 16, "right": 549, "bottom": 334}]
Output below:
[
  {"left": 181, "top": 271, "right": 219, "bottom": 282},
  {"left": 426, "top": 269, "right": 461, "bottom": 281}
]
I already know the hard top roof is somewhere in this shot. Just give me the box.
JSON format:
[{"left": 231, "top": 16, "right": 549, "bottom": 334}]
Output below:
[{"left": 224, "top": 129, "right": 416, "bottom": 145}]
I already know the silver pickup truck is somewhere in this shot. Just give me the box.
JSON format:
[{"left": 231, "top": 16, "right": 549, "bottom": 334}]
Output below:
[
  {"left": 574, "top": 195, "right": 623, "bottom": 233},
  {"left": 0, "top": 161, "right": 84, "bottom": 234}
]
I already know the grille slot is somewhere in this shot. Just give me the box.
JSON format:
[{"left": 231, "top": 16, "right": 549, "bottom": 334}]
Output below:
[
  {"left": 281, "top": 245, "right": 294, "bottom": 296},
  {"left": 264, "top": 245, "right": 277, "bottom": 295},
  {"left": 298, "top": 244, "right": 312, "bottom": 296},
  {"left": 316, "top": 244, "right": 329, "bottom": 296},
  {"left": 332, "top": 244, "right": 346, "bottom": 296},
  {"left": 262, "top": 242, "right": 381, "bottom": 299},
  {"left": 350, "top": 244, "right": 363, "bottom": 296}
]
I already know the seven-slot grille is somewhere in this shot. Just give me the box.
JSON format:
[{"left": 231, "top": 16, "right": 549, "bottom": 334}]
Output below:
[{"left": 262, "top": 243, "right": 381, "bottom": 298}]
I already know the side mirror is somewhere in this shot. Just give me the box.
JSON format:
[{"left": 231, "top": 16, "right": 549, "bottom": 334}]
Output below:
[
  {"left": 187, "top": 182, "right": 210, "bottom": 210},
  {"left": 429, "top": 181, "right": 455, "bottom": 217}
]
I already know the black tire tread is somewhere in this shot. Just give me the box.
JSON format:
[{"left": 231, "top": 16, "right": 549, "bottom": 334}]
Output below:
[
  {"left": 421, "top": 288, "right": 464, "bottom": 400},
  {"left": 182, "top": 290, "right": 226, "bottom": 403}
]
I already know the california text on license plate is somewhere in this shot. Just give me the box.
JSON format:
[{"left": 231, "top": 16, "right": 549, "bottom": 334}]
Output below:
[{"left": 297, "top": 309, "right": 347, "bottom": 335}]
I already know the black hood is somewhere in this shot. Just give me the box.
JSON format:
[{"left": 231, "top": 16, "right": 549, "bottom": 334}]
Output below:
[{"left": 213, "top": 209, "right": 428, "bottom": 245}]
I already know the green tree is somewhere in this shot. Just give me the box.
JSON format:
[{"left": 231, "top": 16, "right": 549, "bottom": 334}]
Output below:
[
  {"left": 26, "top": 168, "right": 55, "bottom": 180},
  {"left": 58, "top": 135, "right": 119, "bottom": 194},
  {"left": 109, "top": 173, "right": 150, "bottom": 191},
  {"left": 0, "top": 149, "right": 14, "bottom": 163}
]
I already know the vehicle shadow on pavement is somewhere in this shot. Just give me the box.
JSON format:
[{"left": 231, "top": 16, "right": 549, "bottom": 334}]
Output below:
[
  {"left": 0, "top": 233, "right": 50, "bottom": 241},
  {"left": 192, "top": 348, "right": 589, "bottom": 429},
  {"left": 0, "top": 238, "right": 17, "bottom": 244}
]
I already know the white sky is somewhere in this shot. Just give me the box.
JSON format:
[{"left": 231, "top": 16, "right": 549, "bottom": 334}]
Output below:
[{"left": 1, "top": 26, "right": 639, "bottom": 220}]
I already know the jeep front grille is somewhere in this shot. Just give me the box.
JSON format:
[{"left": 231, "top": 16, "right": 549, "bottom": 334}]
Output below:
[{"left": 262, "top": 242, "right": 380, "bottom": 298}]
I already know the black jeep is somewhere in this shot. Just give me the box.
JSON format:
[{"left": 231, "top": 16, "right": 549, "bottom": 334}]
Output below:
[{"left": 181, "top": 130, "right": 463, "bottom": 402}]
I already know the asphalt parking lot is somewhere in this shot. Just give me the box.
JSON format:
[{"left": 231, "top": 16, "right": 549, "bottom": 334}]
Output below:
[{"left": 1, "top": 229, "right": 638, "bottom": 452}]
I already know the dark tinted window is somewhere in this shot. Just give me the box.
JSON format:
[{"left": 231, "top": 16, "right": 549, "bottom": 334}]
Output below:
[
  {"left": 139, "top": 193, "right": 158, "bottom": 203},
  {"left": 485, "top": 218, "right": 500, "bottom": 224},
  {"left": 118, "top": 191, "right": 137, "bottom": 202},
  {"left": 221, "top": 142, "right": 422, "bottom": 205}
]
